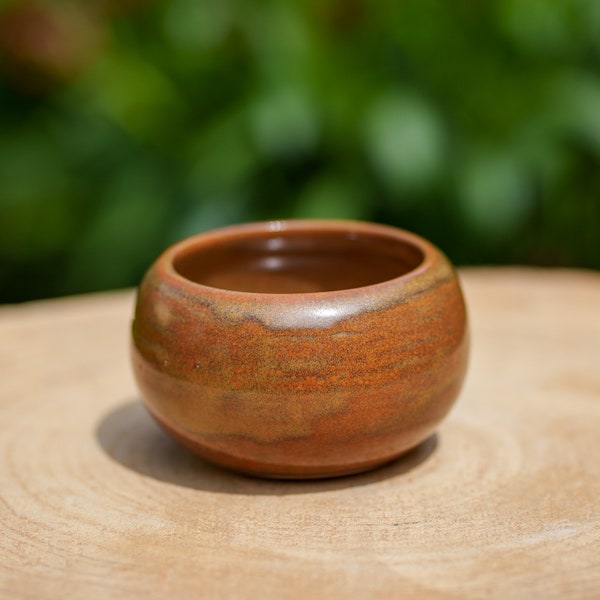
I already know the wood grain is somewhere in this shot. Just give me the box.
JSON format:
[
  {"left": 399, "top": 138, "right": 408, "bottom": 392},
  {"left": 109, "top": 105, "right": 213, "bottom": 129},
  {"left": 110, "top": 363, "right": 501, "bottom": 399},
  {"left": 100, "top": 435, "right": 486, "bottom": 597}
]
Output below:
[{"left": 1, "top": 268, "right": 599, "bottom": 599}]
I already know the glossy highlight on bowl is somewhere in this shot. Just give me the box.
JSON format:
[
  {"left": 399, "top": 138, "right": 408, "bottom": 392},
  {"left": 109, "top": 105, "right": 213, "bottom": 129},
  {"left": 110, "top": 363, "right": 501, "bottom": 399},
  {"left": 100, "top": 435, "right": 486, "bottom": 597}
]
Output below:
[{"left": 131, "top": 220, "right": 469, "bottom": 478}]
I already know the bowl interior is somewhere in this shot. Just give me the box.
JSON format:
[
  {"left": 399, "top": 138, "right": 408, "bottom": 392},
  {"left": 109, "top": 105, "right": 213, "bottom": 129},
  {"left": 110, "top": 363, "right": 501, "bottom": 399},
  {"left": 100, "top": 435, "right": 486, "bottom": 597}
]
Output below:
[{"left": 172, "top": 227, "right": 425, "bottom": 294}]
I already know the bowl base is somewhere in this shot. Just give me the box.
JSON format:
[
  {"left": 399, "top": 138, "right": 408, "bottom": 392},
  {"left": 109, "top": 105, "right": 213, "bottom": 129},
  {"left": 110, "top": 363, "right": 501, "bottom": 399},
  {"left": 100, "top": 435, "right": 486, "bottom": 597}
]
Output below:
[
  {"left": 226, "top": 457, "right": 402, "bottom": 480},
  {"left": 147, "top": 407, "right": 416, "bottom": 480}
]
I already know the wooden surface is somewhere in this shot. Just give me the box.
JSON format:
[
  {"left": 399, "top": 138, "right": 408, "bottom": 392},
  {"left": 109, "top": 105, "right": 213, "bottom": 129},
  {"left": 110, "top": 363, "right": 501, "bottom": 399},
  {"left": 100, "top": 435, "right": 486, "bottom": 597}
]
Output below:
[{"left": 1, "top": 267, "right": 599, "bottom": 599}]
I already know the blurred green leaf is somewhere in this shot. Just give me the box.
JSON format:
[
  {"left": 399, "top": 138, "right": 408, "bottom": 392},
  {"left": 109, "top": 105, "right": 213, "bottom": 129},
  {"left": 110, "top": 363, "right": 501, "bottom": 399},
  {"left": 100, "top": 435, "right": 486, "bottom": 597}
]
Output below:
[
  {"left": 0, "top": 132, "right": 75, "bottom": 260},
  {"left": 497, "top": 0, "right": 577, "bottom": 57},
  {"left": 163, "top": 0, "right": 234, "bottom": 54},
  {"left": 185, "top": 113, "right": 256, "bottom": 191},
  {"left": 248, "top": 86, "right": 319, "bottom": 159},
  {"left": 243, "top": 2, "right": 311, "bottom": 83},
  {"left": 457, "top": 148, "right": 533, "bottom": 240},
  {"left": 292, "top": 174, "right": 366, "bottom": 220},
  {"left": 550, "top": 71, "right": 600, "bottom": 156},
  {"left": 170, "top": 192, "right": 249, "bottom": 242},
  {"left": 64, "top": 162, "right": 171, "bottom": 291},
  {"left": 79, "top": 44, "right": 186, "bottom": 141},
  {"left": 364, "top": 90, "right": 446, "bottom": 197}
]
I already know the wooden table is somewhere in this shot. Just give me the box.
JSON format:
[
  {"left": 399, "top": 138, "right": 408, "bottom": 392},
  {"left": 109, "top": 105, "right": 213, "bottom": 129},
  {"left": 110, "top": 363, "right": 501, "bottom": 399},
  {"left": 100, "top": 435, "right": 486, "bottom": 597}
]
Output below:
[{"left": 1, "top": 268, "right": 599, "bottom": 599}]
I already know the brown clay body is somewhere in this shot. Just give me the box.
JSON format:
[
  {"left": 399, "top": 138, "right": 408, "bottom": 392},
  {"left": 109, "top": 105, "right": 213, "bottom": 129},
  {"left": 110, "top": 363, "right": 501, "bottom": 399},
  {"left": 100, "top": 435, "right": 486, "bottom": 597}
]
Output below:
[{"left": 131, "top": 220, "right": 469, "bottom": 478}]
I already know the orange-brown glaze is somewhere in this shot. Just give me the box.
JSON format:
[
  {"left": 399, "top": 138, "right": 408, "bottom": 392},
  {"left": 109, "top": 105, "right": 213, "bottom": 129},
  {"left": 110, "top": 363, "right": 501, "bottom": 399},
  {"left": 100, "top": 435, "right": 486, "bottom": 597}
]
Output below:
[{"left": 131, "top": 220, "right": 469, "bottom": 478}]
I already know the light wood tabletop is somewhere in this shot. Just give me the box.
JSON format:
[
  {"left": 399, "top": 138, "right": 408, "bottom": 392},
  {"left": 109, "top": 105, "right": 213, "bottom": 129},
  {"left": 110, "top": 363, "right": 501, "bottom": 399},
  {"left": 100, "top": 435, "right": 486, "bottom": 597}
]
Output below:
[{"left": 1, "top": 268, "right": 599, "bottom": 599}]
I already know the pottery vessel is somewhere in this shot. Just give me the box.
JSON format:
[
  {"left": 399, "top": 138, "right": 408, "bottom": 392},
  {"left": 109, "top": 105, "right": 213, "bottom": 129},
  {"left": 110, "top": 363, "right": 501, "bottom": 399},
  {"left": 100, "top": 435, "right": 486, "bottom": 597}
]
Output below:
[{"left": 131, "top": 220, "right": 469, "bottom": 478}]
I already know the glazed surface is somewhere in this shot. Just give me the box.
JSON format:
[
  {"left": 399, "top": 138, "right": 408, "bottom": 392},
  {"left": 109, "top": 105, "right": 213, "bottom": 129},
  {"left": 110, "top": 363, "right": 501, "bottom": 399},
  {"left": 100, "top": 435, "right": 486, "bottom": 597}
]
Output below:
[{"left": 131, "top": 221, "right": 469, "bottom": 478}]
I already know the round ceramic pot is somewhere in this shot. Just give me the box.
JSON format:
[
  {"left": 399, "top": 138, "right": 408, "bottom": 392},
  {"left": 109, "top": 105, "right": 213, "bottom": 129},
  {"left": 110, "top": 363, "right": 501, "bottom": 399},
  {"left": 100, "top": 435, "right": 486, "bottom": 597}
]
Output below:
[{"left": 131, "top": 220, "right": 469, "bottom": 479}]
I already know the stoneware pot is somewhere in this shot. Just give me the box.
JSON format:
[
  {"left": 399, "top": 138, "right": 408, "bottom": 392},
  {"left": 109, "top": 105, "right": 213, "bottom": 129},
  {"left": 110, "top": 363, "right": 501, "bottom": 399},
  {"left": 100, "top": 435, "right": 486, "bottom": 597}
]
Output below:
[{"left": 131, "top": 220, "right": 469, "bottom": 479}]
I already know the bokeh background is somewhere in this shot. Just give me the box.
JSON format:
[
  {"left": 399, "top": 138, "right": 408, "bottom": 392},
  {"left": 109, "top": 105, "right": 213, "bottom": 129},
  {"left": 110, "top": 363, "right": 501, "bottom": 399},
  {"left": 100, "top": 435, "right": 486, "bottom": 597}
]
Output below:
[{"left": 1, "top": 0, "right": 599, "bottom": 303}]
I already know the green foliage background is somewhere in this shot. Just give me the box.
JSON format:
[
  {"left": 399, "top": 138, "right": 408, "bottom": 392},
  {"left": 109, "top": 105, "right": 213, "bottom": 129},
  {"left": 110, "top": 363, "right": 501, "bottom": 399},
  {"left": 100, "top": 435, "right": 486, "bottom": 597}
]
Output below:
[{"left": 1, "top": 0, "right": 599, "bottom": 302}]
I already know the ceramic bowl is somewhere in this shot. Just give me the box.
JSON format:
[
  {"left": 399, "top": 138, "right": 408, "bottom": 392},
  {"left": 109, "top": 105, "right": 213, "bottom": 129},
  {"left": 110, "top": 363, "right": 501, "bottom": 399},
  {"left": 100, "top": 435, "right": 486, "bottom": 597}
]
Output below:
[{"left": 131, "top": 220, "right": 469, "bottom": 479}]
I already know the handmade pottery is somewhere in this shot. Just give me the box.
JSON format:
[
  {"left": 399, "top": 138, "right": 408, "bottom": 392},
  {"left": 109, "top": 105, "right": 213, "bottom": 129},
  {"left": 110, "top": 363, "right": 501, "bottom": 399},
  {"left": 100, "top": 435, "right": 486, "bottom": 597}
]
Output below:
[{"left": 131, "top": 220, "right": 469, "bottom": 478}]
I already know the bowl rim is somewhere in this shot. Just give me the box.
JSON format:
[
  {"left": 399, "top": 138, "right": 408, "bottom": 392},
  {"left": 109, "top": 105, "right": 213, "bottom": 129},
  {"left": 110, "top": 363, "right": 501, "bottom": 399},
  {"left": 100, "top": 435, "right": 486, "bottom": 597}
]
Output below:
[
  {"left": 152, "top": 219, "right": 444, "bottom": 300},
  {"left": 139, "top": 220, "right": 458, "bottom": 330}
]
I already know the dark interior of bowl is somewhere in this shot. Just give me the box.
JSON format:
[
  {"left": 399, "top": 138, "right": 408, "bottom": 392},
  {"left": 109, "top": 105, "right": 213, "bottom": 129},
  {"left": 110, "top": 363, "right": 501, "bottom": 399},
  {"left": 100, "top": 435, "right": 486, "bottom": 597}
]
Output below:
[{"left": 173, "top": 228, "right": 425, "bottom": 294}]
